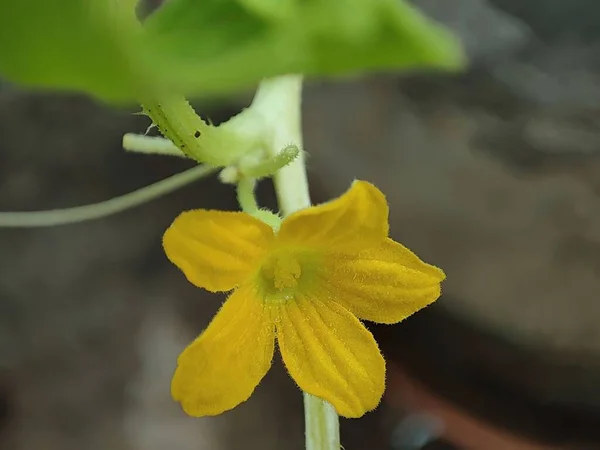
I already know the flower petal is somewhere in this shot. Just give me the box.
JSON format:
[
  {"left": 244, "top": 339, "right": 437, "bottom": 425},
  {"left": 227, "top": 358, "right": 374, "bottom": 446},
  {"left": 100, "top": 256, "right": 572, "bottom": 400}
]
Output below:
[
  {"left": 277, "top": 181, "right": 388, "bottom": 252},
  {"left": 163, "top": 210, "right": 274, "bottom": 292},
  {"left": 276, "top": 294, "right": 385, "bottom": 418},
  {"left": 324, "top": 238, "right": 445, "bottom": 324},
  {"left": 171, "top": 284, "right": 275, "bottom": 416}
]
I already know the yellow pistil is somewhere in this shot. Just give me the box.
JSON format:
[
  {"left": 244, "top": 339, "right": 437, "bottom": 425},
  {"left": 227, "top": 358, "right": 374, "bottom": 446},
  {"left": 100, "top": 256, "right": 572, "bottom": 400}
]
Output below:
[{"left": 163, "top": 180, "right": 446, "bottom": 419}]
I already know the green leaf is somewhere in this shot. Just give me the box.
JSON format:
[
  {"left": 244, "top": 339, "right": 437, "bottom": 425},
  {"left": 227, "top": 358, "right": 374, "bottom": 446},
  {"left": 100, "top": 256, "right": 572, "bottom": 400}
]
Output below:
[
  {"left": 301, "top": 0, "right": 466, "bottom": 74},
  {"left": 141, "top": 0, "right": 305, "bottom": 95},
  {"left": 143, "top": 0, "right": 465, "bottom": 95},
  {"left": 0, "top": 0, "right": 150, "bottom": 101},
  {"left": 0, "top": 0, "right": 465, "bottom": 102}
]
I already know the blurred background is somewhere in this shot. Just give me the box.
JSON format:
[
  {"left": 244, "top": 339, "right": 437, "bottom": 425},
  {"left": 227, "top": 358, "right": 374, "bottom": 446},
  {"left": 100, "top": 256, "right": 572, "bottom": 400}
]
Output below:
[{"left": 1, "top": 0, "right": 600, "bottom": 449}]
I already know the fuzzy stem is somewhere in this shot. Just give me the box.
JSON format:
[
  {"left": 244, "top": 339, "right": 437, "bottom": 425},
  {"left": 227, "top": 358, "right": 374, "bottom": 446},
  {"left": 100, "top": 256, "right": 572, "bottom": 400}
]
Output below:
[
  {"left": 141, "top": 96, "right": 251, "bottom": 167},
  {"left": 251, "top": 75, "right": 341, "bottom": 450},
  {"left": 141, "top": 96, "right": 217, "bottom": 163}
]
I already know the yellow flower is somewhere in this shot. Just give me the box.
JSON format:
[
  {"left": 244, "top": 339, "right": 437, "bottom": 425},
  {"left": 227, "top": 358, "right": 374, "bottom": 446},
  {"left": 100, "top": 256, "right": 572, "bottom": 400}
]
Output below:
[{"left": 163, "top": 181, "right": 445, "bottom": 418}]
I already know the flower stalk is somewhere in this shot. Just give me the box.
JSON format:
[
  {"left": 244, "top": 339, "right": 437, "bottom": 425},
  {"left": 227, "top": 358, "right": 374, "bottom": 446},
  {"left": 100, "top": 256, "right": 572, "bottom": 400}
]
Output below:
[
  {"left": 304, "top": 394, "right": 341, "bottom": 450},
  {"left": 250, "top": 75, "right": 341, "bottom": 450}
]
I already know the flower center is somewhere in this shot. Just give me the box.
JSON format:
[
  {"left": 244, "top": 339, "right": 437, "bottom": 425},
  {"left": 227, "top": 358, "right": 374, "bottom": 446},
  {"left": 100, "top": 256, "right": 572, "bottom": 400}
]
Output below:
[
  {"left": 257, "top": 248, "right": 322, "bottom": 301},
  {"left": 261, "top": 252, "right": 302, "bottom": 291}
]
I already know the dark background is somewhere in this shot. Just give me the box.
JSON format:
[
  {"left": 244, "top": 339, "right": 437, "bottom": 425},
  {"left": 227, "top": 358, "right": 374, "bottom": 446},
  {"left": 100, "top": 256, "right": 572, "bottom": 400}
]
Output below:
[{"left": 1, "top": 1, "right": 600, "bottom": 449}]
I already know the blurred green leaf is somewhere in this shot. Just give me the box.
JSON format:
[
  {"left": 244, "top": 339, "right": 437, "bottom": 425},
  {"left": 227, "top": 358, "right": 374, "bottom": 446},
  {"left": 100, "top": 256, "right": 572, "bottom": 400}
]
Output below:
[
  {"left": 0, "top": 0, "right": 464, "bottom": 102},
  {"left": 301, "top": 0, "right": 465, "bottom": 74},
  {"left": 0, "top": 0, "right": 151, "bottom": 101},
  {"left": 140, "top": 0, "right": 304, "bottom": 96},
  {"left": 143, "top": 0, "right": 465, "bottom": 95}
]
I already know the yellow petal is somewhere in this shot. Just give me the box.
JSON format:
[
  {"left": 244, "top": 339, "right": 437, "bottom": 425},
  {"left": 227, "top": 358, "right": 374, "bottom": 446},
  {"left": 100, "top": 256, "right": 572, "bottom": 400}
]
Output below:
[
  {"left": 324, "top": 238, "right": 445, "bottom": 324},
  {"left": 277, "top": 181, "right": 388, "bottom": 252},
  {"left": 276, "top": 294, "right": 385, "bottom": 418},
  {"left": 171, "top": 284, "right": 275, "bottom": 416},
  {"left": 163, "top": 210, "right": 274, "bottom": 292}
]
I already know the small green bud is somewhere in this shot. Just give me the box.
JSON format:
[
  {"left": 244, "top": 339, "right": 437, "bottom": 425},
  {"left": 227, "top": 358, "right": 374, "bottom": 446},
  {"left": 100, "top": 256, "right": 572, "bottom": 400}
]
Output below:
[{"left": 240, "top": 144, "right": 300, "bottom": 179}]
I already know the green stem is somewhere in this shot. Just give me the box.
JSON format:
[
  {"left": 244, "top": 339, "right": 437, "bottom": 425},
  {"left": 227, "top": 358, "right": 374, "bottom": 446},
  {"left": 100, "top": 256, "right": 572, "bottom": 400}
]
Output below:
[
  {"left": 0, "top": 164, "right": 216, "bottom": 227},
  {"left": 251, "top": 75, "right": 340, "bottom": 450},
  {"left": 236, "top": 177, "right": 259, "bottom": 213},
  {"left": 304, "top": 394, "right": 341, "bottom": 450}
]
